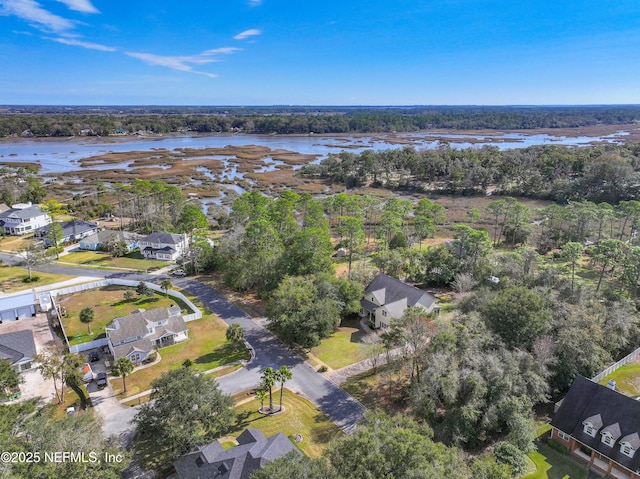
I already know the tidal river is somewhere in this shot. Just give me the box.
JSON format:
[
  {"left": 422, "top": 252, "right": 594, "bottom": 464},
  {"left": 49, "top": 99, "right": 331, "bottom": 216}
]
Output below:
[{"left": 0, "top": 130, "right": 630, "bottom": 175}]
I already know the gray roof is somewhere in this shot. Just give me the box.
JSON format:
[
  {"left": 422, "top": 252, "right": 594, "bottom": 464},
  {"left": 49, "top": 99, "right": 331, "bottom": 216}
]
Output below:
[
  {"left": 551, "top": 376, "right": 640, "bottom": 472},
  {"left": 602, "top": 423, "right": 622, "bottom": 441},
  {"left": 0, "top": 292, "right": 35, "bottom": 311},
  {"left": 364, "top": 273, "right": 438, "bottom": 318},
  {"left": 107, "top": 306, "right": 185, "bottom": 345},
  {"left": 112, "top": 337, "right": 153, "bottom": 360},
  {"left": 35, "top": 220, "right": 97, "bottom": 238},
  {"left": 81, "top": 229, "right": 140, "bottom": 245},
  {"left": 0, "top": 204, "right": 47, "bottom": 221},
  {"left": 360, "top": 298, "right": 377, "bottom": 314},
  {"left": 174, "top": 428, "right": 300, "bottom": 479},
  {"left": 0, "top": 330, "right": 37, "bottom": 365},
  {"left": 142, "top": 232, "right": 186, "bottom": 245}
]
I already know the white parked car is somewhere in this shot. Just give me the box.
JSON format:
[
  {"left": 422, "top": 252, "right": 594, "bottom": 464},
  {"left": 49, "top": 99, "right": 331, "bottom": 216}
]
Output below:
[{"left": 171, "top": 269, "right": 187, "bottom": 277}]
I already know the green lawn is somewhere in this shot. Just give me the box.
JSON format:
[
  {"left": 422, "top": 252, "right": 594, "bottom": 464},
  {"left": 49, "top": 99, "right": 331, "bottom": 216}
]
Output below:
[
  {"left": 310, "top": 318, "right": 376, "bottom": 370},
  {"left": 59, "top": 250, "right": 166, "bottom": 271},
  {"left": 0, "top": 264, "right": 75, "bottom": 293},
  {"left": 230, "top": 389, "right": 344, "bottom": 458},
  {"left": 599, "top": 362, "right": 640, "bottom": 397},
  {"left": 523, "top": 443, "right": 587, "bottom": 479},
  {"left": 111, "top": 314, "right": 249, "bottom": 398},
  {"left": 59, "top": 285, "right": 191, "bottom": 345}
]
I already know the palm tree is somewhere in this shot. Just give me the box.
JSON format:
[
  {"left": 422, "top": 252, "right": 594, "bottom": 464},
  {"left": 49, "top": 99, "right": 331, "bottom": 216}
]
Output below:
[
  {"left": 277, "top": 365, "right": 293, "bottom": 411},
  {"left": 79, "top": 307, "right": 95, "bottom": 335},
  {"left": 160, "top": 279, "right": 172, "bottom": 297},
  {"left": 112, "top": 357, "right": 134, "bottom": 394},
  {"left": 260, "top": 367, "right": 277, "bottom": 412},
  {"left": 255, "top": 389, "right": 267, "bottom": 411},
  {"left": 225, "top": 324, "right": 244, "bottom": 348}
]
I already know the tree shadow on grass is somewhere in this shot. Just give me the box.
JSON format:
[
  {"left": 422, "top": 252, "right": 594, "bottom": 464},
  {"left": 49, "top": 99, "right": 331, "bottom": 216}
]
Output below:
[
  {"left": 194, "top": 343, "right": 248, "bottom": 367},
  {"left": 310, "top": 412, "right": 340, "bottom": 445}
]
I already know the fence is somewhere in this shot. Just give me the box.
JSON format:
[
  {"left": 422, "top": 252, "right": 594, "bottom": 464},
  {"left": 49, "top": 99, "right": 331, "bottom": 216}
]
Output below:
[
  {"left": 50, "top": 278, "right": 203, "bottom": 351},
  {"left": 69, "top": 338, "right": 109, "bottom": 354},
  {"left": 592, "top": 345, "right": 640, "bottom": 383}
]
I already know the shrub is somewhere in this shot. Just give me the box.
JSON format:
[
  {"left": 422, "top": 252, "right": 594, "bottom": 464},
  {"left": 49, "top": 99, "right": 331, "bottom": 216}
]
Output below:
[
  {"left": 318, "top": 365, "right": 328, "bottom": 373},
  {"left": 494, "top": 442, "right": 527, "bottom": 476},
  {"left": 546, "top": 438, "right": 568, "bottom": 454}
]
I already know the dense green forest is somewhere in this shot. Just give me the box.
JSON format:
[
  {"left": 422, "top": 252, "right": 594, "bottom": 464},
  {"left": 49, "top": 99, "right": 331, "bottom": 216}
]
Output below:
[
  {"left": 2, "top": 105, "right": 640, "bottom": 136},
  {"left": 302, "top": 143, "right": 640, "bottom": 203}
]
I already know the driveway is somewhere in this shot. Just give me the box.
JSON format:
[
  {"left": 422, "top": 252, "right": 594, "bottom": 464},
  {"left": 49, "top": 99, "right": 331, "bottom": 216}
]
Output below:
[
  {"left": 177, "top": 279, "right": 367, "bottom": 434},
  {"left": 0, "top": 312, "right": 59, "bottom": 402}
]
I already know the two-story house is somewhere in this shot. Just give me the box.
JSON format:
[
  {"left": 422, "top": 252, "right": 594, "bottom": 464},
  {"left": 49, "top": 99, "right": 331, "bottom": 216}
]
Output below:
[
  {"left": 139, "top": 232, "right": 188, "bottom": 261},
  {"left": 78, "top": 230, "right": 141, "bottom": 252},
  {"left": 35, "top": 220, "right": 98, "bottom": 245},
  {"left": 106, "top": 306, "right": 189, "bottom": 363},
  {"left": 0, "top": 203, "right": 51, "bottom": 236},
  {"left": 359, "top": 273, "right": 439, "bottom": 329},
  {"left": 551, "top": 376, "right": 640, "bottom": 479}
]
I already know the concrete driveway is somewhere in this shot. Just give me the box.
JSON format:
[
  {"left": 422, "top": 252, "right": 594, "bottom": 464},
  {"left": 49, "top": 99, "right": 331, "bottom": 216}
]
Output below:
[{"left": 0, "top": 312, "right": 59, "bottom": 402}]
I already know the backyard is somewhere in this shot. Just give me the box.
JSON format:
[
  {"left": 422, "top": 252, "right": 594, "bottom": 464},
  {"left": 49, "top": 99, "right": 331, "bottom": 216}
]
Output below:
[
  {"left": 58, "top": 250, "right": 166, "bottom": 271},
  {"left": 523, "top": 442, "right": 587, "bottom": 479},
  {"left": 598, "top": 359, "right": 640, "bottom": 397},
  {"left": 58, "top": 285, "right": 190, "bottom": 345}
]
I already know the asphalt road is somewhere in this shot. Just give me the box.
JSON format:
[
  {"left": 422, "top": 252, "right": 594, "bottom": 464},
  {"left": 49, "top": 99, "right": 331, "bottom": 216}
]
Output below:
[{"left": 2, "top": 253, "right": 367, "bottom": 434}]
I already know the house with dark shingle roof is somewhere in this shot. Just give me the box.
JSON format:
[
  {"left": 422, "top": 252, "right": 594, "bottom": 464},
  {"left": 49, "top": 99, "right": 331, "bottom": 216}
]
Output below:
[
  {"left": 551, "top": 376, "right": 640, "bottom": 479},
  {"left": 0, "top": 330, "right": 37, "bottom": 372},
  {"left": 106, "top": 306, "right": 188, "bottom": 363},
  {"left": 359, "top": 273, "right": 439, "bottom": 329},
  {"left": 139, "top": 232, "right": 188, "bottom": 261},
  {"left": 35, "top": 220, "right": 98, "bottom": 245},
  {"left": 173, "top": 428, "right": 300, "bottom": 479},
  {"left": 0, "top": 202, "right": 51, "bottom": 236}
]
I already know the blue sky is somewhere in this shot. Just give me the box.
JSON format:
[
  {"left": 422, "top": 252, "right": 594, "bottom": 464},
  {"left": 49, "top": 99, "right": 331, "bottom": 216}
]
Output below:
[{"left": 1, "top": 0, "right": 640, "bottom": 105}]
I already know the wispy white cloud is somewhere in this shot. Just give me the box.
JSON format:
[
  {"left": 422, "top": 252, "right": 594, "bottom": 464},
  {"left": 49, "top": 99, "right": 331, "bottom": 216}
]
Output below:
[
  {"left": 125, "top": 48, "right": 240, "bottom": 77},
  {"left": 234, "top": 29, "right": 261, "bottom": 40},
  {"left": 55, "top": 0, "right": 99, "bottom": 14},
  {"left": 0, "top": 0, "right": 74, "bottom": 32},
  {"left": 50, "top": 36, "right": 116, "bottom": 51},
  {"left": 248, "top": 0, "right": 262, "bottom": 6}
]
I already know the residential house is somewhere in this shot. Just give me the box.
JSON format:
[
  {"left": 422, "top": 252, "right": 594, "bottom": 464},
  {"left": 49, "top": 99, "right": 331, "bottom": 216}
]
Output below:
[
  {"left": 35, "top": 220, "right": 98, "bottom": 245},
  {"left": 359, "top": 273, "right": 439, "bottom": 329},
  {"left": 139, "top": 232, "right": 188, "bottom": 261},
  {"left": 173, "top": 428, "right": 300, "bottom": 479},
  {"left": 0, "top": 330, "right": 37, "bottom": 372},
  {"left": 0, "top": 202, "right": 51, "bottom": 236},
  {"left": 551, "top": 376, "right": 640, "bottom": 479},
  {"left": 106, "top": 306, "right": 188, "bottom": 363},
  {"left": 78, "top": 230, "right": 140, "bottom": 252}
]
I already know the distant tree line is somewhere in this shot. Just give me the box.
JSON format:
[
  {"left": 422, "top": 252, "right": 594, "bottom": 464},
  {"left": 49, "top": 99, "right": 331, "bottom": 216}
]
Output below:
[
  {"left": 2, "top": 105, "right": 640, "bottom": 137},
  {"left": 302, "top": 143, "right": 640, "bottom": 203}
]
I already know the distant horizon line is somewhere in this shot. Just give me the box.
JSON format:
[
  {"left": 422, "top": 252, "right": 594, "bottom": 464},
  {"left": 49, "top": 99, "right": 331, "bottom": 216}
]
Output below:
[{"left": 3, "top": 104, "right": 640, "bottom": 109}]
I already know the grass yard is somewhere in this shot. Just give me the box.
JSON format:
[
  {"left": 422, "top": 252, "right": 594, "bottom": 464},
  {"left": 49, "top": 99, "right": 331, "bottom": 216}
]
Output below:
[
  {"left": 59, "top": 285, "right": 188, "bottom": 345},
  {"left": 0, "top": 264, "right": 74, "bottom": 293},
  {"left": 0, "top": 234, "right": 36, "bottom": 253},
  {"left": 230, "top": 388, "right": 343, "bottom": 457},
  {"left": 598, "top": 360, "right": 640, "bottom": 397},
  {"left": 59, "top": 250, "right": 166, "bottom": 271},
  {"left": 523, "top": 442, "right": 587, "bottom": 479},
  {"left": 110, "top": 314, "right": 249, "bottom": 398},
  {"left": 310, "top": 318, "right": 376, "bottom": 370}
]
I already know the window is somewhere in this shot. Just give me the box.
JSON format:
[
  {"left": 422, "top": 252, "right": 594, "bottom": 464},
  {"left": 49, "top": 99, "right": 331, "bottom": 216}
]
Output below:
[
  {"left": 602, "top": 434, "right": 613, "bottom": 446},
  {"left": 558, "top": 431, "right": 570, "bottom": 441},
  {"left": 584, "top": 424, "right": 596, "bottom": 437},
  {"left": 622, "top": 444, "right": 635, "bottom": 458},
  {"left": 130, "top": 353, "right": 141, "bottom": 363}
]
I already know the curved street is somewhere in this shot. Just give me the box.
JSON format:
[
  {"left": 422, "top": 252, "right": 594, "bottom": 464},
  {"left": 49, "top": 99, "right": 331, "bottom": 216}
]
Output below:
[{"left": 0, "top": 253, "right": 366, "bottom": 434}]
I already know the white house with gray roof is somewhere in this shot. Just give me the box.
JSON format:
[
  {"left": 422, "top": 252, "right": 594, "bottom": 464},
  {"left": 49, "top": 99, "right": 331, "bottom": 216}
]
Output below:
[
  {"left": 0, "top": 202, "right": 51, "bottom": 236},
  {"left": 173, "top": 428, "right": 300, "bottom": 479},
  {"left": 106, "top": 306, "right": 188, "bottom": 363},
  {"left": 360, "top": 273, "right": 439, "bottom": 329},
  {"left": 139, "top": 232, "right": 188, "bottom": 261}
]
